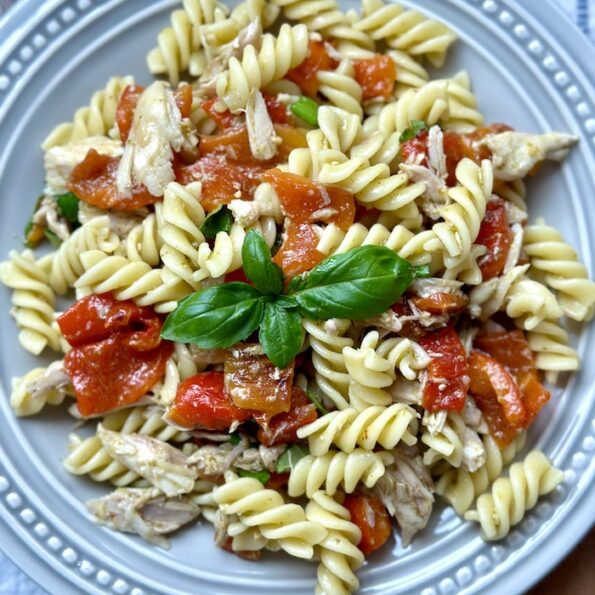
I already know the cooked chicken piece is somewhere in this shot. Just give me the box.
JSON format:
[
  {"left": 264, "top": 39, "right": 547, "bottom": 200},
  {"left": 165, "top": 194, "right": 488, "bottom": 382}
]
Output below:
[
  {"left": 374, "top": 446, "right": 434, "bottom": 546},
  {"left": 198, "top": 19, "right": 263, "bottom": 91},
  {"left": 358, "top": 310, "right": 403, "bottom": 336},
  {"left": 407, "top": 302, "right": 449, "bottom": 329},
  {"left": 408, "top": 277, "right": 465, "bottom": 297},
  {"left": 460, "top": 426, "right": 486, "bottom": 472},
  {"left": 503, "top": 222, "right": 524, "bottom": 273},
  {"left": 31, "top": 196, "right": 71, "bottom": 241},
  {"left": 228, "top": 199, "right": 263, "bottom": 227},
  {"left": 26, "top": 360, "right": 71, "bottom": 398},
  {"left": 86, "top": 487, "right": 200, "bottom": 548},
  {"left": 245, "top": 89, "right": 281, "bottom": 161},
  {"left": 503, "top": 201, "right": 528, "bottom": 225},
  {"left": 427, "top": 125, "right": 447, "bottom": 179},
  {"left": 97, "top": 426, "right": 197, "bottom": 496},
  {"left": 44, "top": 137, "right": 123, "bottom": 195},
  {"left": 422, "top": 410, "right": 447, "bottom": 436},
  {"left": 483, "top": 131, "right": 578, "bottom": 181},
  {"left": 187, "top": 344, "right": 228, "bottom": 366},
  {"left": 462, "top": 396, "right": 488, "bottom": 434},
  {"left": 389, "top": 377, "right": 425, "bottom": 405},
  {"left": 116, "top": 81, "right": 197, "bottom": 199}
]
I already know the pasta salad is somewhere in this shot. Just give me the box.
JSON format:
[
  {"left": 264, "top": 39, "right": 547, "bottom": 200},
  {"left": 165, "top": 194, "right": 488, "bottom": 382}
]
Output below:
[{"left": 2, "top": 0, "right": 593, "bottom": 592}]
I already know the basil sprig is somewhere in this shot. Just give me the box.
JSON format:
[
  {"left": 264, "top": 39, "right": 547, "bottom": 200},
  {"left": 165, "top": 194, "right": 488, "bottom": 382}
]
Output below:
[
  {"left": 399, "top": 120, "right": 428, "bottom": 143},
  {"left": 162, "top": 230, "right": 428, "bottom": 369}
]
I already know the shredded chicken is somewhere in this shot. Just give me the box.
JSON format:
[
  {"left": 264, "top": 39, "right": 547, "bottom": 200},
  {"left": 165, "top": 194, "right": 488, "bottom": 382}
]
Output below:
[
  {"left": 44, "top": 137, "right": 123, "bottom": 195},
  {"left": 86, "top": 487, "right": 200, "bottom": 548},
  {"left": 245, "top": 89, "right": 280, "bottom": 160},
  {"left": 353, "top": 310, "right": 403, "bottom": 338},
  {"left": 400, "top": 126, "right": 448, "bottom": 220},
  {"left": 408, "top": 277, "right": 465, "bottom": 298},
  {"left": 78, "top": 202, "right": 149, "bottom": 237},
  {"left": 422, "top": 410, "right": 447, "bottom": 436},
  {"left": 373, "top": 446, "right": 434, "bottom": 546},
  {"left": 406, "top": 302, "right": 449, "bottom": 329},
  {"left": 97, "top": 426, "right": 197, "bottom": 496},
  {"left": 462, "top": 396, "right": 489, "bottom": 434},
  {"left": 503, "top": 222, "right": 524, "bottom": 273},
  {"left": 26, "top": 360, "right": 71, "bottom": 399},
  {"left": 116, "top": 81, "right": 197, "bottom": 198},
  {"left": 503, "top": 201, "right": 528, "bottom": 225},
  {"left": 228, "top": 199, "right": 263, "bottom": 227},
  {"left": 31, "top": 196, "right": 71, "bottom": 241},
  {"left": 483, "top": 131, "right": 578, "bottom": 181},
  {"left": 389, "top": 376, "right": 425, "bottom": 405},
  {"left": 460, "top": 426, "right": 487, "bottom": 472},
  {"left": 198, "top": 19, "right": 263, "bottom": 91}
]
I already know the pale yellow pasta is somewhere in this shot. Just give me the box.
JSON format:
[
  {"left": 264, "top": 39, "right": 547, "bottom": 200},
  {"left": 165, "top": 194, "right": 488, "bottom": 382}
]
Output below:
[
  {"left": 305, "top": 491, "right": 363, "bottom": 595},
  {"left": 523, "top": 218, "right": 595, "bottom": 321},
  {"left": 464, "top": 450, "right": 564, "bottom": 540},
  {"left": 288, "top": 449, "right": 394, "bottom": 497},
  {"left": 317, "top": 60, "right": 363, "bottom": 119},
  {"left": 41, "top": 76, "right": 133, "bottom": 149},
  {"left": 124, "top": 212, "right": 162, "bottom": 267},
  {"left": 297, "top": 403, "right": 418, "bottom": 455},
  {"left": 0, "top": 250, "right": 61, "bottom": 355}
]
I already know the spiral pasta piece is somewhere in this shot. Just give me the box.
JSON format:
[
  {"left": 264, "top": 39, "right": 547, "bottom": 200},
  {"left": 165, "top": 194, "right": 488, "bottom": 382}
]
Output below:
[
  {"left": 523, "top": 219, "right": 595, "bottom": 321},
  {"left": 426, "top": 159, "right": 493, "bottom": 263},
  {"left": 215, "top": 23, "right": 309, "bottom": 113},
  {"left": 343, "top": 330, "right": 429, "bottom": 386},
  {"left": 158, "top": 181, "right": 205, "bottom": 289},
  {"left": 272, "top": 0, "right": 374, "bottom": 56},
  {"left": 305, "top": 491, "right": 364, "bottom": 595},
  {"left": 64, "top": 407, "right": 190, "bottom": 486},
  {"left": 317, "top": 60, "right": 363, "bottom": 119},
  {"left": 288, "top": 449, "right": 393, "bottom": 497},
  {"left": 297, "top": 403, "right": 418, "bottom": 456},
  {"left": 0, "top": 250, "right": 61, "bottom": 355},
  {"left": 124, "top": 213, "right": 162, "bottom": 267},
  {"left": 155, "top": 343, "right": 205, "bottom": 407},
  {"left": 523, "top": 320, "right": 579, "bottom": 383},
  {"left": 435, "top": 433, "right": 526, "bottom": 516},
  {"left": 303, "top": 319, "right": 354, "bottom": 410},
  {"left": 75, "top": 250, "right": 193, "bottom": 314},
  {"left": 355, "top": 0, "right": 457, "bottom": 67},
  {"left": 387, "top": 49, "right": 430, "bottom": 97},
  {"left": 41, "top": 76, "right": 133, "bottom": 149},
  {"left": 211, "top": 473, "right": 327, "bottom": 559},
  {"left": 147, "top": 0, "right": 228, "bottom": 83},
  {"left": 464, "top": 450, "right": 564, "bottom": 540},
  {"left": 43, "top": 216, "right": 121, "bottom": 295}
]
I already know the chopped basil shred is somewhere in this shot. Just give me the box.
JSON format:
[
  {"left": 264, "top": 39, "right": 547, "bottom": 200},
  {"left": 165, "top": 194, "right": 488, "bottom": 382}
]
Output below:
[
  {"left": 306, "top": 390, "right": 328, "bottom": 415},
  {"left": 162, "top": 232, "right": 425, "bottom": 369},
  {"left": 55, "top": 192, "right": 80, "bottom": 226},
  {"left": 399, "top": 119, "right": 428, "bottom": 143},
  {"left": 290, "top": 96, "right": 319, "bottom": 126},
  {"left": 237, "top": 468, "right": 271, "bottom": 484}
]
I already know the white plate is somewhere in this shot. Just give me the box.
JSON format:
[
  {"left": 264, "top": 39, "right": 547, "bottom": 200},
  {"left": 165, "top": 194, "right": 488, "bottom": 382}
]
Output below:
[{"left": 0, "top": 1, "right": 594, "bottom": 594}]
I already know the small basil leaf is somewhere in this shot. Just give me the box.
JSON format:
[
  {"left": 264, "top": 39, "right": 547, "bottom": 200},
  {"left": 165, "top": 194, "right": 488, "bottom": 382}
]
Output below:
[
  {"left": 290, "top": 96, "right": 319, "bottom": 127},
  {"left": 200, "top": 206, "right": 233, "bottom": 240},
  {"left": 242, "top": 229, "right": 284, "bottom": 295},
  {"left": 259, "top": 301, "right": 304, "bottom": 369},
  {"left": 275, "top": 444, "right": 309, "bottom": 473},
  {"left": 399, "top": 119, "right": 428, "bottom": 143},
  {"left": 56, "top": 192, "right": 80, "bottom": 225},
  {"left": 44, "top": 229, "right": 62, "bottom": 247},
  {"left": 229, "top": 432, "right": 242, "bottom": 445},
  {"left": 291, "top": 245, "right": 416, "bottom": 320},
  {"left": 237, "top": 469, "right": 271, "bottom": 485},
  {"left": 161, "top": 282, "right": 265, "bottom": 348},
  {"left": 306, "top": 390, "right": 328, "bottom": 415}
]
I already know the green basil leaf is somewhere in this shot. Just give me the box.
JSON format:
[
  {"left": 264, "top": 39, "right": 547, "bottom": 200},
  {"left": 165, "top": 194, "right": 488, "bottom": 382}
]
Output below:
[
  {"left": 275, "top": 444, "right": 309, "bottom": 473},
  {"left": 229, "top": 432, "right": 242, "bottom": 445},
  {"left": 56, "top": 192, "right": 80, "bottom": 225},
  {"left": 275, "top": 295, "right": 298, "bottom": 310},
  {"left": 259, "top": 300, "right": 304, "bottom": 369},
  {"left": 306, "top": 390, "right": 328, "bottom": 415},
  {"left": 290, "top": 96, "right": 319, "bottom": 127},
  {"left": 242, "top": 229, "right": 284, "bottom": 295},
  {"left": 44, "top": 229, "right": 62, "bottom": 247},
  {"left": 399, "top": 119, "right": 428, "bottom": 143},
  {"left": 237, "top": 469, "right": 271, "bottom": 485},
  {"left": 161, "top": 282, "right": 265, "bottom": 348},
  {"left": 200, "top": 206, "right": 233, "bottom": 240},
  {"left": 291, "top": 245, "right": 417, "bottom": 320}
]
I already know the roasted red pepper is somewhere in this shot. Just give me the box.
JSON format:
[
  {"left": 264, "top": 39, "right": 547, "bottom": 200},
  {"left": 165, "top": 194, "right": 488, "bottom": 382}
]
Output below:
[
  {"left": 353, "top": 55, "right": 396, "bottom": 101},
  {"left": 475, "top": 199, "right": 512, "bottom": 281},
  {"left": 285, "top": 39, "right": 338, "bottom": 97},
  {"left": 343, "top": 494, "right": 392, "bottom": 555}
]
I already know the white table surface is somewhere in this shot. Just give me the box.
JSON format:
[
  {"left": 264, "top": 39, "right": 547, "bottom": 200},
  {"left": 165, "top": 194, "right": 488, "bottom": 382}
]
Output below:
[{"left": 0, "top": 0, "right": 593, "bottom": 593}]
